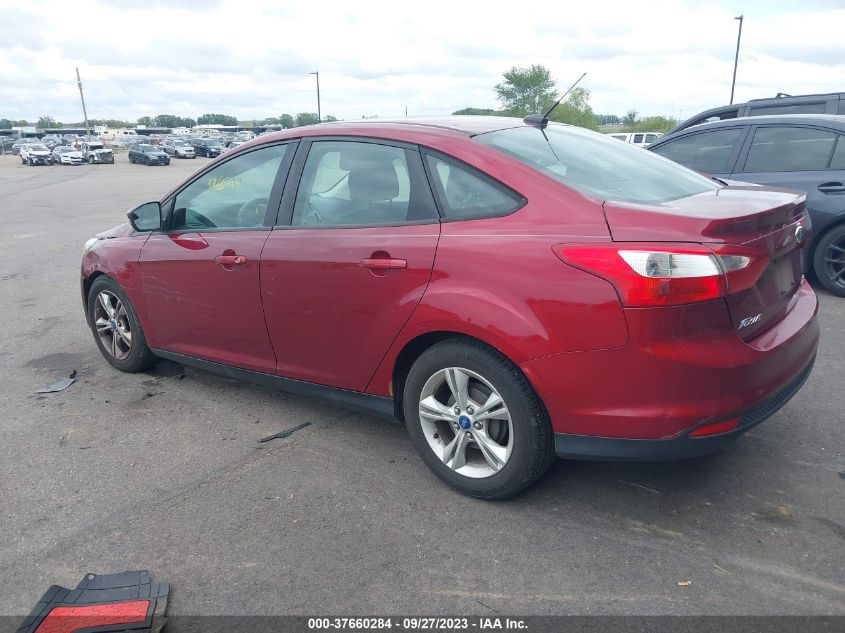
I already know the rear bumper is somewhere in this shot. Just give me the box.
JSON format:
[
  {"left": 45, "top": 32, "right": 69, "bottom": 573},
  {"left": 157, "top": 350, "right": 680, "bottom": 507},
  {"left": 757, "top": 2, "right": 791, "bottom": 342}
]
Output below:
[
  {"left": 521, "top": 279, "right": 819, "bottom": 447},
  {"left": 554, "top": 353, "right": 815, "bottom": 460}
]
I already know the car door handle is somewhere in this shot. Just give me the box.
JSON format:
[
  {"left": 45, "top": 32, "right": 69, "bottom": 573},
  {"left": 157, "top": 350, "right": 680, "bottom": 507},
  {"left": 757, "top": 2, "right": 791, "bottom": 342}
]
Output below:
[
  {"left": 360, "top": 257, "right": 407, "bottom": 270},
  {"left": 215, "top": 255, "right": 247, "bottom": 265},
  {"left": 818, "top": 182, "right": 845, "bottom": 194}
]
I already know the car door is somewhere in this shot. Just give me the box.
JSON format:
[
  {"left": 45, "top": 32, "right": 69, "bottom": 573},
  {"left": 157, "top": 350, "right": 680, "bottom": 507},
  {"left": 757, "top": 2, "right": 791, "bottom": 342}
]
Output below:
[
  {"left": 138, "top": 142, "right": 296, "bottom": 373},
  {"left": 649, "top": 127, "right": 748, "bottom": 178},
  {"left": 260, "top": 138, "right": 441, "bottom": 390},
  {"left": 730, "top": 126, "right": 845, "bottom": 232}
]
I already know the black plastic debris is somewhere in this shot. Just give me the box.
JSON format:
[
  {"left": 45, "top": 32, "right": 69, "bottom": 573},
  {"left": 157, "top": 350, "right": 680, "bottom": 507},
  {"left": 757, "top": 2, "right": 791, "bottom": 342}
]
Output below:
[
  {"left": 17, "top": 570, "right": 169, "bottom": 633},
  {"left": 259, "top": 421, "right": 312, "bottom": 443}
]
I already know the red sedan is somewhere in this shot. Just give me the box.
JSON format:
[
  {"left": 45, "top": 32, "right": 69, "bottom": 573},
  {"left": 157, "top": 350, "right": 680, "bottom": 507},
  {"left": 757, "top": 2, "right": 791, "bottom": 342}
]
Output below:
[{"left": 81, "top": 116, "right": 819, "bottom": 499}]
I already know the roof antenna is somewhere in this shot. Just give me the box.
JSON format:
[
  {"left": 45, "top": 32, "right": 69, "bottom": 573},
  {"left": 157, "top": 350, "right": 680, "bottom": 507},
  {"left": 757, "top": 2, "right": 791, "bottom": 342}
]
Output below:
[{"left": 524, "top": 72, "right": 587, "bottom": 128}]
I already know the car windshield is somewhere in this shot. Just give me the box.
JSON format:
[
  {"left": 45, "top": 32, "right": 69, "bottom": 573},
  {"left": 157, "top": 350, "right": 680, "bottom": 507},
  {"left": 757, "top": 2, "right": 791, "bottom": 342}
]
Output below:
[
  {"left": 174, "top": 141, "right": 189, "bottom": 146},
  {"left": 56, "top": 147, "right": 71, "bottom": 153},
  {"left": 206, "top": 141, "right": 222, "bottom": 146},
  {"left": 474, "top": 124, "right": 720, "bottom": 204},
  {"left": 88, "top": 144, "right": 104, "bottom": 150},
  {"left": 31, "top": 145, "right": 48, "bottom": 151},
  {"left": 139, "top": 145, "right": 156, "bottom": 152}
]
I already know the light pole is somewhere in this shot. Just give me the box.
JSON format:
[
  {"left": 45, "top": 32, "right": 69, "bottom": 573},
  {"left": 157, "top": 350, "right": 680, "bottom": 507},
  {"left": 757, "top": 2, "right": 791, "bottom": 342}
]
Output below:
[
  {"left": 730, "top": 15, "right": 744, "bottom": 105},
  {"left": 309, "top": 71, "right": 321, "bottom": 123}
]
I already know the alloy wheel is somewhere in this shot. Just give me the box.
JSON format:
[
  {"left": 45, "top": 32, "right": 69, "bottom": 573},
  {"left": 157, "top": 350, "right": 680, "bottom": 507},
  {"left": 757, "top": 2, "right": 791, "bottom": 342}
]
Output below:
[
  {"left": 418, "top": 367, "right": 513, "bottom": 479},
  {"left": 822, "top": 237, "right": 845, "bottom": 290},
  {"left": 93, "top": 290, "right": 132, "bottom": 360}
]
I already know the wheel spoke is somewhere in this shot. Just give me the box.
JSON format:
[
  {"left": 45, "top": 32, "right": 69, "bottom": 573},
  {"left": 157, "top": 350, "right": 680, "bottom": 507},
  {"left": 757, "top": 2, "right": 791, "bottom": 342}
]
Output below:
[
  {"left": 830, "top": 244, "right": 845, "bottom": 254},
  {"left": 831, "top": 267, "right": 845, "bottom": 281},
  {"left": 419, "top": 395, "right": 456, "bottom": 423},
  {"left": 94, "top": 317, "right": 111, "bottom": 332},
  {"left": 472, "top": 391, "right": 509, "bottom": 422},
  {"left": 471, "top": 429, "right": 507, "bottom": 472},
  {"left": 443, "top": 431, "right": 469, "bottom": 470},
  {"left": 98, "top": 292, "right": 114, "bottom": 318},
  {"left": 116, "top": 327, "right": 132, "bottom": 347},
  {"left": 110, "top": 332, "right": 119, "bottom": 357},
  {"left": 445, "top": 368, "right": 469, "bottom": 410},
  {"left": 824, "top": 258, "right": 842, "bottom": 264}
]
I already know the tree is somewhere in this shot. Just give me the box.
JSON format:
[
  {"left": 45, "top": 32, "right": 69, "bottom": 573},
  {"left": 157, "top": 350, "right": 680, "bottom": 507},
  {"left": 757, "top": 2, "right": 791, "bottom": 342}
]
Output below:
[
  {"left": 323, "top": 115, "right": 338, "bottom": 123},
  {"left": 37, "top": 116, "right": 59, "bottom": 129},
  {"left": 197, "top": 113, "right": 238, "bottom": 126},
  {"left": 14, "top": 120, "right": 28, "bottom": 126},
  {"left": 594, "top": 113, "right": 621, "bottom": 126},
  {"left": 453, "top": 107, "right": 500, "bottom": 116},
  {"left": 137, "top": 116, "right": 153, "bottom": 127},
  {"left": 623, "top": 109, "right": 639, "bottom": 126},
  {"left": 279, "top": 114, "right": 294, "bottom": 128},
  {"left": 0, "top": 119, "right": 12, "bottom": 129},
  {"left": 547, "top": 87, "right": 598, "bottom": 131},
  {"left": 295, "top": 112, "right": 319, "bottom": 127},
  {"left": 495, "top": 65, "right": 557, "bottom": 116},
  {"left": 631, "top": 115, "right": 678, "bottom": 134}
]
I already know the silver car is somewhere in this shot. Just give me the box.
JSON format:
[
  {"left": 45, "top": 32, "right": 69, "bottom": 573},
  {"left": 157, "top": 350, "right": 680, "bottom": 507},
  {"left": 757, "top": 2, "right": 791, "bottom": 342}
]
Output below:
[{"left": 52, "top": 146, "right": 84, "bottom": 165}]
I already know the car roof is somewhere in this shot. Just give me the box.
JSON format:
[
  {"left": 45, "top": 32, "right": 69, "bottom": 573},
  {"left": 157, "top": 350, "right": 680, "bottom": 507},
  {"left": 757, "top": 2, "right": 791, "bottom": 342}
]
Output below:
[{"left": 656, "top": 114, "right": 845, "bottom": 141}]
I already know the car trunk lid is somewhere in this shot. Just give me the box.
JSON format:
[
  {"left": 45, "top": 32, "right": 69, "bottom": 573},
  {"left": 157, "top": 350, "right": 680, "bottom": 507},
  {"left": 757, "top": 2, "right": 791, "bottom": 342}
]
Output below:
[{"left": 602, "top": 185, "right": 808, "bottom": 340}]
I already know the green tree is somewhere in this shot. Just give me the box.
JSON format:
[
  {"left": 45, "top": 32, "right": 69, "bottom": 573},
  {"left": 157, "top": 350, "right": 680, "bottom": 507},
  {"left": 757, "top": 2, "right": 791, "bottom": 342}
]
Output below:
[
  {"left": 14, "top": 120, "right": 29, "bottom": 126},
  {"left": 323, "top": 115, "right": 338, "bottom": 122},
  {"left": 495, "top": 65, "right": 557, "bottom": 116},
  {"left": 548, "top": 87, "right": 598, "bottom": 130},
  {"left": 0, "top": 118, "right": 13, "bottom": 129},
  {"left": 453, "top": 107, "right": 500, "bottom": 116},
  {"left": 595, "top": 113, "right": 621, "bottom": 126},
  {"left": 279, "top": 113, "right": 294, "bottom": 128},
  {"left": 37, "top": 116, "right": 59, "bottom": 129},
  {"left": 137, "top": 116, "right": 153, "bottom": 127},
  {"left": 197, "top": 113, "right": 238, "bottom": 126},
  {"left": 623, "top": 109, "right": 639, "bottom": 126},
  {"left": 295, "top": 112, "right": 319, "bottom": 126},
  {"left": 632, "top": 115, "right": 678, "bottom": 134}
]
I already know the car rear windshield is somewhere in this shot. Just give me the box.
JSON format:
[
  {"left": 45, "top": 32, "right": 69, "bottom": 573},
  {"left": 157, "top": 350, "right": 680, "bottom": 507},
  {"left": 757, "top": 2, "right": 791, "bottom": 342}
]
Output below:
[{"left": 474, "top": 124, "right": 720, "bottom": 204}]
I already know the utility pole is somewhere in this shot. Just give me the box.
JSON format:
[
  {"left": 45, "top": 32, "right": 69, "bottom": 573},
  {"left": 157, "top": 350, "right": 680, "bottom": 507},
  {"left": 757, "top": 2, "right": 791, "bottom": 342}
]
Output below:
[
  {"left": 730, "top": 15, "right": 744, "bottom": 105},
  {"left": 309, "top": 71, "right": 321, "bottom": 123},
  {"left": 76, "top": 67, "right": 91, "bottom": 138}
]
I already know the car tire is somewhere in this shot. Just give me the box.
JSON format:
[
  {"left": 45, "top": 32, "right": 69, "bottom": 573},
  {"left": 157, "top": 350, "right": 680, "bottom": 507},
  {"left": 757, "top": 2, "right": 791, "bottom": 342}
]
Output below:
[
  {"left": 87, "top": 276, "right": 157, "bottom": 373},
  {"left": 402, "top": 338, "right": 555, "bottom": 500},
  {"left": 813, "top": 224, "right": 845, "bottom": 297},
  {"left": 28, "top": 158, "right": 34, "bottom": 166},
  {"left": 129, "top": 155, "right": 134, "bottom": 164}
]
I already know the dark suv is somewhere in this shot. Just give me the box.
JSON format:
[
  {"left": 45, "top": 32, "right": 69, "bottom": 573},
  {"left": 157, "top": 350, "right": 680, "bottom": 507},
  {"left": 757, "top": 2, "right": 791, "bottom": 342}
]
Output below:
[
  {"left": 670, "top": 92, "right": 845, "bottom": 135},
  {"left": 649, "top": 114, "right": 845, "bottom": 296}
]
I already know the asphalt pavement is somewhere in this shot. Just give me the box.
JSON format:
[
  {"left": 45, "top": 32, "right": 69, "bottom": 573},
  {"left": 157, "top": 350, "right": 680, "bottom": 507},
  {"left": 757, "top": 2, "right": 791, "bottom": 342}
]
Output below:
[{"left": 0, "top": 154, "right": 842, "bottom": 617}]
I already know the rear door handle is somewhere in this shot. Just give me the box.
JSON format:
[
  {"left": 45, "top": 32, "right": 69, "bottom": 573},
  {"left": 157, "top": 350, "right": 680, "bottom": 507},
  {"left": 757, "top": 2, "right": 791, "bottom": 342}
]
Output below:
[
  {"left": 360, "top": 258, "right": 407, "bottom": 270},
  {"left": 818, "top": 182, "right": 845, "bottom": 194},
  {"left": 215, "top": 255, "right": 247, "bottom": 265}
]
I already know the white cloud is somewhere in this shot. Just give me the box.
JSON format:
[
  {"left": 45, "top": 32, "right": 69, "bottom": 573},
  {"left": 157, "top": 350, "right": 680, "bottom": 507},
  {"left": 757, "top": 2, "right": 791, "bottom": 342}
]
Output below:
[{"left": 0, "top": 0, "right": 842, "bottom": 123}]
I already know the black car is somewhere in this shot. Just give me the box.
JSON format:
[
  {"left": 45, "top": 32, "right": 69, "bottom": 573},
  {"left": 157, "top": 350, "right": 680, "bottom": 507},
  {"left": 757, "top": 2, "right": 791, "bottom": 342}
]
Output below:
[
  {"left": 191, "top": 138, "right": 223, "bottom": 157},
  {"left": 128, "top": 143, "right": 170, "bottom": 166},
  {"left": 649, "top": 114, "right": 845, "bottom": 296},
  {"left": 670, "top": 91, "right": 845, "bottom": 134}
]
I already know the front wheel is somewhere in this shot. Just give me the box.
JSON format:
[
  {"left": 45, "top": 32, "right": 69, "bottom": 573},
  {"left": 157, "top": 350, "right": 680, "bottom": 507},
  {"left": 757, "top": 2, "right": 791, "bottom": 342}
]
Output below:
[
  {"left": 403, "top": 339, "right": 554, "bottom": 500},
  {"left": 87, "top": 276, "right": 156, "bottom": 372},
  {"left": 813, "top": 224, "right": 845, "bottom": 297}
]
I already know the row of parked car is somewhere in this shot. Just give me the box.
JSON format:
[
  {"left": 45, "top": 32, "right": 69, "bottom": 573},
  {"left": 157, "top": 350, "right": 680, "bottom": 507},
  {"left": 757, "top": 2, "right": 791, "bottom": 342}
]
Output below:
[
  {"left": 18, "top": 141, "right": 114, "bottom": 165},
  {"left": 127, "top": 136, "right": 251, "bottom": 165}
]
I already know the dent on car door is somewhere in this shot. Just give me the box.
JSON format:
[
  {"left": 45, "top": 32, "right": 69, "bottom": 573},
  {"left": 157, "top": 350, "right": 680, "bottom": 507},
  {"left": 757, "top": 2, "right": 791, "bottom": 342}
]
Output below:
[
  {"left": 260, "top": 139, "right": 441, "bottom": 390},
  {"left": 138, "top": 143, "right": 295, "bottom": 372}
]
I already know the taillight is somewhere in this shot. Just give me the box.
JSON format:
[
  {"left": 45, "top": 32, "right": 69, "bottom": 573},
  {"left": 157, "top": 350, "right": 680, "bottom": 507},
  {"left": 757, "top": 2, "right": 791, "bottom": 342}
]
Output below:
[{"left": 553, "top": 243, "right": 768, "bottom": 307}]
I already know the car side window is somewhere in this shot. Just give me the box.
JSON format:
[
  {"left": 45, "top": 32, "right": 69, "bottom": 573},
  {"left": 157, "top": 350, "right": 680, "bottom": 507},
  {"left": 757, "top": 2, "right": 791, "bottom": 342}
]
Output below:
[
  {"left": 748, "top": 102, "right": 826, "bottom": 116},
  {"left": 830, "top": 136, "right": 845, "bottom": 170},
  {"left": 650, "top": 129, "right": 744, "bottom": 174},
  {"left": 633, "top": 134, "right": 644, "bottom": 144},
  {"left": 425, "top": 155, "right": 524, "bottom": 220},
  {"left": 291, "top": 141, "right": 437, "bottom": 227},
  {"left": 743, "top": 126, "right": 837, "bottom": 172},
  {"left": 171, "top": 144, "right": 289, "bottom": 231}
]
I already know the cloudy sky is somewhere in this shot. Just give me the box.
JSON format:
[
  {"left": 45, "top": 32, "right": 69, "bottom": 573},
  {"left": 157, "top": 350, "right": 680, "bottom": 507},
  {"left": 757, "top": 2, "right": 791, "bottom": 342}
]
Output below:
[{"left": 2, "top": 0, "right": 843, "bottom": 124}]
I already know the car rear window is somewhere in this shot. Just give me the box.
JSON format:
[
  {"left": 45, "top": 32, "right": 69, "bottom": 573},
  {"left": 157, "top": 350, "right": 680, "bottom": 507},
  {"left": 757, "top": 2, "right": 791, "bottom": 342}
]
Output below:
[{"left": 475, "top": 124, "right": 719, "bottom": 204}]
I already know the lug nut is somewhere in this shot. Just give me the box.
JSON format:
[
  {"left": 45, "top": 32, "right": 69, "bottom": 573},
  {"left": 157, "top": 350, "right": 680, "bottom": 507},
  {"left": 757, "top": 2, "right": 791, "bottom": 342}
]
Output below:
[
  {"left": 474, "top": 421, "right": 482, "bottom": 430},
  {"left": 465, "top": 431, "right": 472, "bottom": 438},
  {"left": 454, "top": 406, "right": 461, "bottom": 414},
  {"left": 453, "top": 422, "right": 460, "bottom": 430},
  {"left": 467, "top": 406, "right": 475, "bottom": 414}
]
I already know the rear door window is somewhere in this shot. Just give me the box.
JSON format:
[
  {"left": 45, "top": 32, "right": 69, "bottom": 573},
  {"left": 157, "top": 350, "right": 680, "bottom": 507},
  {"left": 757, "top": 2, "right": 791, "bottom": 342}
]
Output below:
[
  {"left": 650, "top": 128, "right": 744, "bottom": 174},
  {"left": 830, "top": 136, "right": 845, "bottom": 170},
  {"left": 742, "top": 126, "right": 837, "bottom": 172}
]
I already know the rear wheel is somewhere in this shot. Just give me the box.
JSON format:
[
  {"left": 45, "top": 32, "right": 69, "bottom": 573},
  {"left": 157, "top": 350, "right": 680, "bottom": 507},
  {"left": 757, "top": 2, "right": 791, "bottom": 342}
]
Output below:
[
  {"left": 813, "top": 224, "right": 845, "bottom": 297},
  {"left": 403, "top": 339, "right": 554, "bottom": 500},
  {"left": 87, "top": 276, "right": 156, "bottom": 373}
]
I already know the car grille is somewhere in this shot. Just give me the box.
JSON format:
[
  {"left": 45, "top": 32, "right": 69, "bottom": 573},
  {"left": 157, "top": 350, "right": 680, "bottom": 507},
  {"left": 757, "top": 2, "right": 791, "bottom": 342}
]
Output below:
[{"left": 738, "top": 356, "right": 815, "bottom": 429}]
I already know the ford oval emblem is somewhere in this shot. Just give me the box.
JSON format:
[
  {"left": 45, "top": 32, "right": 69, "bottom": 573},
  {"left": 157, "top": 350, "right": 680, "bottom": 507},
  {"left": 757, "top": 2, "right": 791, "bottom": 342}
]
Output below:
[{"left": 795, "top": 225, "right": 807, "bottom": 245}]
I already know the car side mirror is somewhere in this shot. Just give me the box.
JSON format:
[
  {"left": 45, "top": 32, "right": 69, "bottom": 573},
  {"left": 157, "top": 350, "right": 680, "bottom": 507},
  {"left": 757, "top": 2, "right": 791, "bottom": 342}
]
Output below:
[{"left": 127, "top": 201, "right": 162, "bottom": 232}]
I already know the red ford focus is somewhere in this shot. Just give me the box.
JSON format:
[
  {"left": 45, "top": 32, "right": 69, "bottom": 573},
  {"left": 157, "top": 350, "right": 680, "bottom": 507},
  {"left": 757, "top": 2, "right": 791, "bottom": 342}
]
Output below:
[{"left": 81, "top": 116, "right": 819, "bottom": 499}]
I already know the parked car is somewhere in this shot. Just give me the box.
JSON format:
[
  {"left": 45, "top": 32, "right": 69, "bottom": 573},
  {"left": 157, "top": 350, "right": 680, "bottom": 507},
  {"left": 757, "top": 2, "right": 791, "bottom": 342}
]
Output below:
[
  {"left": 224, "top": 140, "right": 247, "bottom": 151},
  {"left": 19, "top": 143, "right": 53, "bottom": 165},
  {"left": 161, "top": 139, "right": 196, "bottom": 158},
  {"left": 191, "top": 138, "right": 223, "bottom": 157},
  {"left": 649, "top": 114, "right": 845, "bottom": 296},
  {"left": 670, "top": 91, "right": 845, "bottom": 134},
  {"left": 11, "top": 139, "right": 39, "bottom": 155},
  {"left": 128, "top": 143, "right": 170, "bottom": 165},
  {"left": 82, "top": 141, "right": 115, "bottom": 164},
  {"left": 41, "top": 134, "right": 63, "bottom": 149},
  {"left": 606, "top": 132, "right": 663, "bottom": 147},
  {"left": 52, "top": 146, "right": 84, "bottom": 165},
  {"left": 81, "top": 116, "right": 818, "bottom": 499},
  {"left": 0, "top": 136, "right": 16, "bottom": 152}
]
